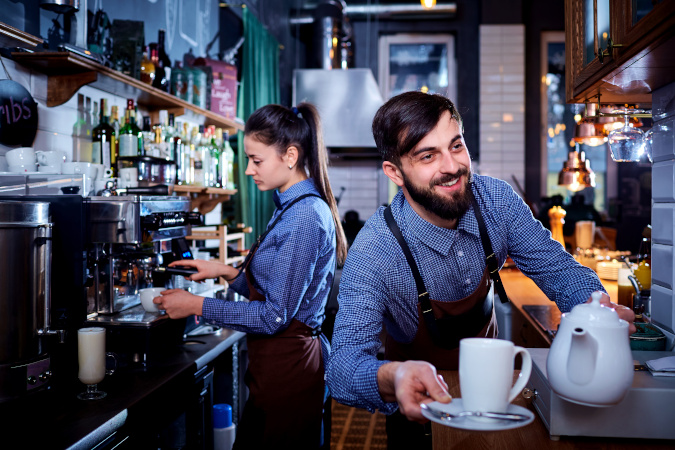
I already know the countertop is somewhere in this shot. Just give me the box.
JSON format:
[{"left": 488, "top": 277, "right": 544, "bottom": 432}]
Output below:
[
  {"left": 433, "top": 370, "right": 675, "bottom": 449},
  {"left": 0, "top": 327, "right": 245, "bottom": 449},
  {"left": 501, "top": 267, "right": 619, "bottom": 344}
]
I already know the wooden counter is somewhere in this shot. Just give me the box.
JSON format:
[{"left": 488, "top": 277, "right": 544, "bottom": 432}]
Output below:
[
  {"left": 501, "top": 268, "right": 618, "bottom": 348},
  {"left": 433, "top": 371, "right": 674, "bottom": 449}
]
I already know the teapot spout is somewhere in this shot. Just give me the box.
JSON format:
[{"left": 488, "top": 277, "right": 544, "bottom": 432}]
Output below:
[{"left": 566, "top": 327, "right": 598, "bottom": 385}]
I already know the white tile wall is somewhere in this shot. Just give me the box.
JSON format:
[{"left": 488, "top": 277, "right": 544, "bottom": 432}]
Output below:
[
  {"left": 478, "top": 25, "right": 525, "bottom": 193},
  {"left": 327, "top": 159, "right": 383, "bottom": 223},
  {"left": 653, "top": 203, "right": 675, "bottom": 245},
  {"left": 651, "top": 81, "right": 675, "bottom": 333}
]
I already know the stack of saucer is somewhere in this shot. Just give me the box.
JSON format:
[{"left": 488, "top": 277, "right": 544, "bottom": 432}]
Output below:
[{"left": 596, "top": 260, "right": 622, "bottom": 280}]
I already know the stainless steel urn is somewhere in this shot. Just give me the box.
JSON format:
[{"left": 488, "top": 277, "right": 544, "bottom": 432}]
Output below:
[{"left": 0, "top": 201, "right": 62, "bottom": 401}]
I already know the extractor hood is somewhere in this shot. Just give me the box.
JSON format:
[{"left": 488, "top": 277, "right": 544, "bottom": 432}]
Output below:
[{"left": 293, "top": 68, "right": 384, "bottom": 150}]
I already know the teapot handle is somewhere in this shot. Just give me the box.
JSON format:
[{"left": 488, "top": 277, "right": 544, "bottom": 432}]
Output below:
[{"left": 508, "top": 346, "right": 532, "bottom": 403}]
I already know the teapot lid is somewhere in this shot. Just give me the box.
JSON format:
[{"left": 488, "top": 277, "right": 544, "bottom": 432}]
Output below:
[{"left": 565, "top": 291, "right": 624, "bottom": 326}]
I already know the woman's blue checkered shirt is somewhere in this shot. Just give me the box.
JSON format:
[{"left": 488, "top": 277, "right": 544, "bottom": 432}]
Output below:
[
  {"left": 201, "top": 179, "right": 336, "bottom": 360},
  {"left": 327, "top": 174, "right": 605, "bottom": 414}
]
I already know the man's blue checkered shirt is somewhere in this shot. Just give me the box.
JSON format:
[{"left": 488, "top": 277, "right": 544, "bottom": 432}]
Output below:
[
  {"left": 202, "top": 179, "right": 336, "bottom": 361},
  {"left": 327, "top": 174, "right": 605, "bottom": 414}
]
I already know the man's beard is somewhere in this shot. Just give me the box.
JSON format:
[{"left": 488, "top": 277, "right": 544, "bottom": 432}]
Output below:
[{"left": 402, "top": 167, "right": 473, "bottom": 221}]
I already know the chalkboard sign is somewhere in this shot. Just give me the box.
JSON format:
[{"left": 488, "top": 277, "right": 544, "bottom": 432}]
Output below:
[{"left": 0, "top": 80, "right": 38, "bottom": 147}]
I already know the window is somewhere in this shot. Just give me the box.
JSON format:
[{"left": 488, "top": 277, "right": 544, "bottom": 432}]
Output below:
[{"left": 378, "top": 34, "right": 457, "bottom": 101}]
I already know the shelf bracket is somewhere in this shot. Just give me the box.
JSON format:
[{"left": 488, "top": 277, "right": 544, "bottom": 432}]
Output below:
[{"left": 47, "top": 71, "right": 98, "bottom": 107}]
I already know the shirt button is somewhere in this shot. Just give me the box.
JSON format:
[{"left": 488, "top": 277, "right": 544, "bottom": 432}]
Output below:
[
  {"left": 458, "top": 250, "right": 464, "bottom": 257},
  {"left": 466, "top": 278, "right": 471, "bottom": 284},
  {"left": 276, "top": 317, "right": 282, "bottom": 323}
]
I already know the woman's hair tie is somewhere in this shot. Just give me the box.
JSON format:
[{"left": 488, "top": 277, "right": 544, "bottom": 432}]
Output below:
[{"left": 291, "top": 106, "right": 303, "bottom": 119}]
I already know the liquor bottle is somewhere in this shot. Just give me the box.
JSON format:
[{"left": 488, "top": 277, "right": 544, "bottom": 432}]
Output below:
[
  {"left": 199, "top": 125, "right": 212, "bottom": 186},
  {"left": 92, "top": 98, "right": 115, "bottom": 170},
  {"left": 191, "top": 126, "right": 202, "bottom": 186},
  {"left": 210, "top": 126, "right": 222, "bottom": 187},
  {"left": 150, "top": 30, "right": 171, "bottom": 92},
  {"left": 222, "top": 130, "right": 236, "bottom": 190},
  {"left": 118, "top": 99, "right": 142, "bottom": 157},
  {"left": 140, "top": 47, "right": 155, "bottom": 85},
  {"left": 141, "top": 116, "right": 154, "bottom": 156},
  {"left": 110, "top": 105, "right": 120, "bottom": 175}
]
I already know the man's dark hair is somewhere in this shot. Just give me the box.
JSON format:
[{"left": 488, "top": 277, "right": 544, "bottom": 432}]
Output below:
[{"left": 372, "top": 91, "right": 463, "bottom": 165}]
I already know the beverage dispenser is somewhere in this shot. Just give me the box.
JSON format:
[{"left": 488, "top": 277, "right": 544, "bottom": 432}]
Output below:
[{"left": 0, "top": 201, "right": 64, "bottom": 402}]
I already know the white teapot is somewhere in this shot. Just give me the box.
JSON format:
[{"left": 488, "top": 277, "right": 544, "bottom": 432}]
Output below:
[{"left": 546, "top": 291, "right": 633, "bottom": 407}]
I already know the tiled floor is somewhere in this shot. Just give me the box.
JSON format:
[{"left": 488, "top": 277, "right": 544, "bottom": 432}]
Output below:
[{"left": 331, "top": 400, "right": 387, "bottom": 450}]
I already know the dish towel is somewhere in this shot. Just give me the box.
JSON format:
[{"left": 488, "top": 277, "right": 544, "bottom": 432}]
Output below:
[{"left": 645, "top": 355, "right": 675, "bottom": 377}]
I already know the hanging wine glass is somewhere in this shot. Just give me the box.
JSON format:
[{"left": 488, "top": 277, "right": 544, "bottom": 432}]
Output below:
[
  {"left": 608, "top": 108, "right": 646, "bottom": 162},
  {"left": 643, "top": 128, "right": 653, "bottom": 163}
]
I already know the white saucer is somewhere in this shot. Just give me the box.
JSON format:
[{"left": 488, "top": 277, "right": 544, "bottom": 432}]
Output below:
[{"left": 421, "top": 399, "right": 535, "bottom": 431}]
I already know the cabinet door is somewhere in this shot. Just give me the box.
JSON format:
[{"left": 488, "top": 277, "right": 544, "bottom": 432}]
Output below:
[
  {"left": 612, "top": 0, "right": 675, "bottom": 57},
  {"left": 565, "top": 0, "right": 617, "bottom": 103}
]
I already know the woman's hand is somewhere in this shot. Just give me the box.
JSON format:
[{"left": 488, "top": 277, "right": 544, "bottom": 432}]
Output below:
[
  {"left": 154, "top": 289, "right": 204, "bottom": 319},
  {"left": 169, "top": 259, "right": 239, "bottom": 282}
]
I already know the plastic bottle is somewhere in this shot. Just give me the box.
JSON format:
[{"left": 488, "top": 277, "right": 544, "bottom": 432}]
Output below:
[{"left": 213, "top": 404, "right": 236, "bottom": 450}]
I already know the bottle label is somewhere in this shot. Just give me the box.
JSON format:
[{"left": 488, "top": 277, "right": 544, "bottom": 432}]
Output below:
[
  {"left": 92, "top": 141, "right": 111, "bottom": 167},
  {"left": 119, "top": 134, "right": 138, "bottom": 156}
]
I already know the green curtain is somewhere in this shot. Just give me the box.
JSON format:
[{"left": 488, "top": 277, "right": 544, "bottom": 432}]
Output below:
[{"left": 236, "top": 7, "right": 280, "bottom": 246}]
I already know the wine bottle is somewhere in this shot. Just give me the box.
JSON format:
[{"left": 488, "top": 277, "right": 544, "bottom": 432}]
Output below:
[
  {"left": 110, "top": 105, "right": 120, "bottom": 174},
  {"left": 92, "top": 98, "right": 115, "bottom": 170},
  {"left": 118, "top": 99, "right": 142, "bottom": 157}
]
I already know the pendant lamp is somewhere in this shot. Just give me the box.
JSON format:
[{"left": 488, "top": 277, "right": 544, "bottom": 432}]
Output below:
[
  {"left": 573, "top": 103, "right": 607, "bottom": 147},
  {"left": 558, "top": 145, "right": 596, "bottom": 192}
]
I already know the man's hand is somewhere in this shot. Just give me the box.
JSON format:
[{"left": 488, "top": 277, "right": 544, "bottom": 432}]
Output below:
[
  {"left": 154, "top": 289, "right": 204, "bottom": 319},
  {"left": 377, "top": 361, "right": 452, "bottom": 423},
  {"left": 587, "top": 291, "right": 636, "bottom": 334}
]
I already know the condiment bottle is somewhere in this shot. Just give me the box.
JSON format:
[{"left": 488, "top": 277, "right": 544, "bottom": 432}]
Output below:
[{"left": 213, "top": 404, "right": 236, "bottom": 450}]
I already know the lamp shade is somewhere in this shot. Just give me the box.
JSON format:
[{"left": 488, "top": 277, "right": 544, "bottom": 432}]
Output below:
[
  {"left": 558, "top": 149, "right": 596, "bottom": 192},
  {"left": 573, "top": 117, "right": 607, "bottom": 147}
]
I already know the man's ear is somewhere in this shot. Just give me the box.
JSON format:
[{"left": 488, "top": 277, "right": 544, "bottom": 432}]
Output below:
[{"left": 382, "top": 161, "right": 404, "bottom": 187}]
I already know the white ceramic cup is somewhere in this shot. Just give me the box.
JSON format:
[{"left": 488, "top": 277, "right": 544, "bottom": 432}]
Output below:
[
  {"left": 5, "top": 147, "right": 36, "bottom": 166},
  {"left": 8, "top": 163, "right": 37, "bottom": 173},
  {"left": 77, "top": 327, "right": 107, "bottom": 385},
  {"left": 118, "top": 167, "right": 139, "bottom": 188},
  {"left": 62, "top": 161, "right": 93, "bottom": 175},
  {"left": 140, "top": 287, "right": 165, "bottom": 312},
  {"left": 459, "top": 338, "right": 532, "bottom": 417},
  {"left": 36, "top": 150, "right": 66, "bottom": 167}
]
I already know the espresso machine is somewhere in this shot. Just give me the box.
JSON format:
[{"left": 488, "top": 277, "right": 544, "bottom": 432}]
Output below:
[{"left": 84, "top": 195, "right": 202, "bottom": 367}]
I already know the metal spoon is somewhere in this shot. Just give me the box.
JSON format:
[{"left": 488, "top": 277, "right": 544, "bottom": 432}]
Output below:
[{"left": 420, "top": 403, "right": 529, "bottom": 422}]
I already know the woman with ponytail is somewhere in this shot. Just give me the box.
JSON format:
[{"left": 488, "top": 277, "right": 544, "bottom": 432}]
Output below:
[{"left": 157, "top": 102, "right": 347, "bottom": 449}]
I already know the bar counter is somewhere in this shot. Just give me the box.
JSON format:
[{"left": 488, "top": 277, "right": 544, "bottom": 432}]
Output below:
[
  {"left": 432, "top": 371, "right": 674, "bottom": 449},
  {"left": 0, "top": 328, "right": 245, "bottom": 449}
]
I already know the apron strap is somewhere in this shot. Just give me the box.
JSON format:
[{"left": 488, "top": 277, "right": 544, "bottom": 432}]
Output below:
[
  {"left": 469, "top": 184, "right": 510, "bottom": 304},
  {"left": 384, "top": 206, "right": 441, "bottom": 343}
]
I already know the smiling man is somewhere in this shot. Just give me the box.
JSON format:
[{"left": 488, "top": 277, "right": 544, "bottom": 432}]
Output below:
[{"left": 326, "top": 91, "right": 634, "bottom": 449}]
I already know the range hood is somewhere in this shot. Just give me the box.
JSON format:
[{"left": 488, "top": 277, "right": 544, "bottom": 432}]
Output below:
[{"left": 293, "top": 68, "right": 384, "bottom": 151}]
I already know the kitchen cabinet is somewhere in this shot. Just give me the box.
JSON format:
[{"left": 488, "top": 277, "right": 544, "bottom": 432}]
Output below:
[{"left": 565, "top": 0, "right": 675, "bottom": 104}]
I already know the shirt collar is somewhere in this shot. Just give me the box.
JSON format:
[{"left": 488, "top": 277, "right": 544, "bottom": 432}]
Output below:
[
  {"left": 274, "top": 178, "right": 318, "bottom": 209},
  {"left": 394, "top": 183, "right": 481, "bottom": 256}
]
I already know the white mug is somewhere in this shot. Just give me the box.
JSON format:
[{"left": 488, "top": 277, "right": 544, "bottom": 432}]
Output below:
[
  {"left": 36, "top": 150, "right": 66, "bottom": 167},
  {"left": 5, "top": 147, "right": 36, "bottom": 166},
  {"left": 8, "top": 163, "right": 37, "bottom": 173},
  {"left": 459, "top": 338, "right": 532, "bottom": 416},
  {"left": 118, "top": 167, "right": 139, "bottom": 188},
  {"left": 139, "top": 287, "right": 166, "bottom": 312}
]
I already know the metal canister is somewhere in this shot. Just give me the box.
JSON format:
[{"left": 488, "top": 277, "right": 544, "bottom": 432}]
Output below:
[{"left": 0, "top": 201, "right": 61, "bottom": 401}]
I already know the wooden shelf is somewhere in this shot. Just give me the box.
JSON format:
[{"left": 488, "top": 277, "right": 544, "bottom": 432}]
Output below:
[
  {"left": 173, "top": 185, "right": 237, "bottom": 215},
  {"left": 10, "top": 51, "right": 244, "bottom": 134},
  {"left": 186, "top": 225, "right": 250, "bottom": 266},
  {"left": 0, "top": 22, "right": 43, "bottom": 49}
]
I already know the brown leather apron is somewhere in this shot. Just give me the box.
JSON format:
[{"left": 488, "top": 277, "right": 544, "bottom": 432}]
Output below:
[
  {"left": 381, "top": 193, "right": 502, "bottom": 449},
  {"left": 233, "top": 193, "right": 326, "bottom": 449}
]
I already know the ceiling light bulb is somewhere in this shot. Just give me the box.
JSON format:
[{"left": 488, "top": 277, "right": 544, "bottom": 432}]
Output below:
[{"left": 421, "top": 0, "right": 436, "bottom": 9}]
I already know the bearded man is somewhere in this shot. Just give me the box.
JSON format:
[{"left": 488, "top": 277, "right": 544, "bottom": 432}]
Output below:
[{"left": 326, "top": 91, "right": 634, "bottom": 449}]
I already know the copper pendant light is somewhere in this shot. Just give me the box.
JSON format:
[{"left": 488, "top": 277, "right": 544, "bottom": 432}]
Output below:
[
  {"left": 558, "top": 146, "right": 596, "bottom": 192},
  {"left": 572, "top": 103, "right": 607, "bottom": 147}
]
